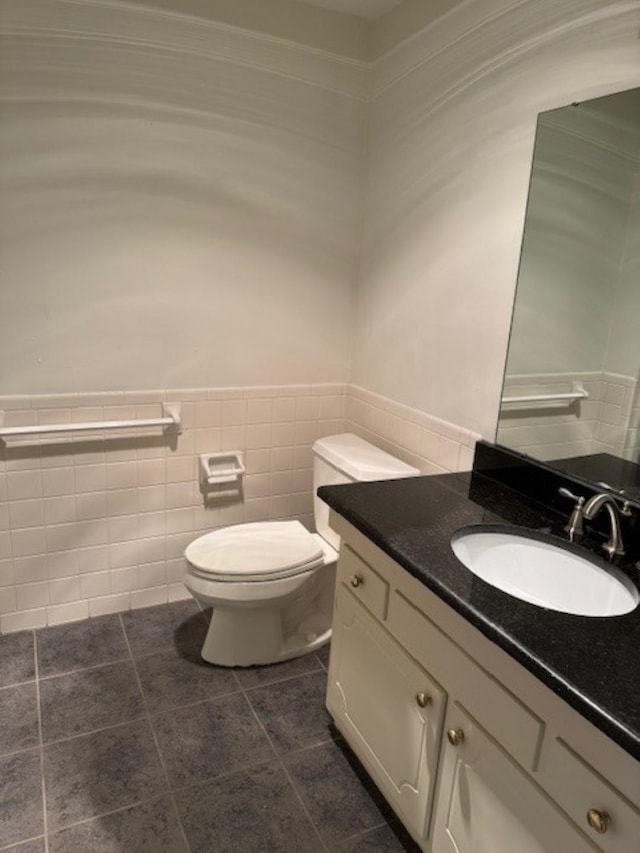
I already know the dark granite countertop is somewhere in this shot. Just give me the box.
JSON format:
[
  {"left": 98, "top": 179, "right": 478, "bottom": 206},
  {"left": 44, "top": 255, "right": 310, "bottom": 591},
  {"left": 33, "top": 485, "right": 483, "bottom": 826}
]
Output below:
[{"left": 318, "top": 471, "right": 640, "bottom": 760}]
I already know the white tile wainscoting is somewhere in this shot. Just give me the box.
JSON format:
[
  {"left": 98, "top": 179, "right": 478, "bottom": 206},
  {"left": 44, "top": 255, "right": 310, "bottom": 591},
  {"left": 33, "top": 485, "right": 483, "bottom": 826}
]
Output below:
[
  {"left": 346, "top": 386, "right": 480, "bottom": 476},
  {"left": 0, "top": 385, "right": 480, "bottom": 633}
]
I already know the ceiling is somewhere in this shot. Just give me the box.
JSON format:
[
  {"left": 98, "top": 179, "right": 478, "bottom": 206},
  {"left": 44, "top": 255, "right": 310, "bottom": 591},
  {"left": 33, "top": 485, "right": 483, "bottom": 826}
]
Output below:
[{"left": 291, "top": 0, "right": 403, "bottom": 20}]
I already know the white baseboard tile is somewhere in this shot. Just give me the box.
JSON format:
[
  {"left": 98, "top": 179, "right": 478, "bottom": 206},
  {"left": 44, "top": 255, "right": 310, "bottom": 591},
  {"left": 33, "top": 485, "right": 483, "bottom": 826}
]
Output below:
[
  {"left": 88, "top": 592, "right": 132, "bottom": 618},
  {"left": 130, "top": 586, "right": 169, "bottom": 610},
  {"left": 46, "top": 600, "right": 90, "bottom": 627},
  {"left": 1, "top": 606, "right": 47, "bottom": 633}
]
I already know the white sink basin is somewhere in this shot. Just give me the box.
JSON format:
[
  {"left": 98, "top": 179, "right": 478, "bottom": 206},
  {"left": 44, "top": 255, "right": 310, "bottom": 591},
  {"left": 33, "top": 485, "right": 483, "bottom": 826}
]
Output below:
[{"left": 451, "top": 528, "right": 639, "bottom": 616}]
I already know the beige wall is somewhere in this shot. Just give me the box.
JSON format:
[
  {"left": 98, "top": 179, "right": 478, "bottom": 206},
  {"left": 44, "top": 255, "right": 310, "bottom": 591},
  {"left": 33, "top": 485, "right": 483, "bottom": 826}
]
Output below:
[
  {"left": 3, "top": 0, "right": 638, "bottom": 433},
  {"left": 353, "top": 0, "right": 640, "bottom": 439},
  {"left": 0, "top": 0, "right": 365, "bottom": 395}
]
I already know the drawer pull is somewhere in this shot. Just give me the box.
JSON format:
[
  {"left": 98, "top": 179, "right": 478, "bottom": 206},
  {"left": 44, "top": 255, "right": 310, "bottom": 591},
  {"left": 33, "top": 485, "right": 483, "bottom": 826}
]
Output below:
[
  {"left": 350, "top": 573, "right": 364, "bottom": 588},
  {"left": 587, "top": 809, "right": 610, "bottom": 834},
  {"left": 416, "top": 692, "right": 432, "bottom": 708},
  {"left": 447, "top": 728, "right": 465, "bottom": 747}
]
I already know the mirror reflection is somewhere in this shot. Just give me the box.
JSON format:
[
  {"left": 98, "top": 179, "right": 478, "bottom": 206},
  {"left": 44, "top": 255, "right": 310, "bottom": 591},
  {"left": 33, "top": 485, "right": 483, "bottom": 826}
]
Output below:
[{"left": 497, "top": 87, "right": 640, "bottom": 499}]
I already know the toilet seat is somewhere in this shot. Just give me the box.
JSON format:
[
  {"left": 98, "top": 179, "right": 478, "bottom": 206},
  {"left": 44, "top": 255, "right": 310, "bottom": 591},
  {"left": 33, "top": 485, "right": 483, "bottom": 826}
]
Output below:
[{"left": 185, "top": 520, "right": 325, "bottom": 583}]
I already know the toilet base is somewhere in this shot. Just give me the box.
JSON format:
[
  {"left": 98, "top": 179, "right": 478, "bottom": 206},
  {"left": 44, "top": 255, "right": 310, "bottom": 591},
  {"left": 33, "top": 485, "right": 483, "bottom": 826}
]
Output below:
[
  {"left": 201, "top": 603, "right": 331, "bottom": 666},
  {"left": 185, "top": 555, "right": 336, "bottom": 667}
]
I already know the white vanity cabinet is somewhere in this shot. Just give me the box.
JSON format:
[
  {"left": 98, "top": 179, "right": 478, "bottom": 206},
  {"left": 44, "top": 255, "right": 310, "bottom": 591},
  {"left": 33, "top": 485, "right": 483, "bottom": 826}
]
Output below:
[
  {"left": 326, "top": 517, "right": 640, "bottom": 853},
  {"left": 328, "top": 547, "right": 446, "bottom": 839},
  {"left": 431, "top": 704, "right": 596, "bottom": 853}
]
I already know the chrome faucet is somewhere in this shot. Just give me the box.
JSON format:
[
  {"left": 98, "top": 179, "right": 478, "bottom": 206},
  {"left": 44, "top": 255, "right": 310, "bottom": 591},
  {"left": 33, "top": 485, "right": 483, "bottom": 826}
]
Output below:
[{"left": 582, "top": 493, "right": 632, "bottom": 559}]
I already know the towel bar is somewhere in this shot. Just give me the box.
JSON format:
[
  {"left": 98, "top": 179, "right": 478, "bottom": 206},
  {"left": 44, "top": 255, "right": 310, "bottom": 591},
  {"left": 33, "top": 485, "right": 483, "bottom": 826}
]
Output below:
[{"left": 0, "top": 402, "right": 181, "bottom": 438}]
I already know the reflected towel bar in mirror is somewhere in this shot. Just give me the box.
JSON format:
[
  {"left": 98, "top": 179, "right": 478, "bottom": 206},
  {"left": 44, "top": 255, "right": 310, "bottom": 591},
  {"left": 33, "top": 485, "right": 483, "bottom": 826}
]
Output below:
[{"left": 500, "top": 383, "right": 588, "bottom": 408}]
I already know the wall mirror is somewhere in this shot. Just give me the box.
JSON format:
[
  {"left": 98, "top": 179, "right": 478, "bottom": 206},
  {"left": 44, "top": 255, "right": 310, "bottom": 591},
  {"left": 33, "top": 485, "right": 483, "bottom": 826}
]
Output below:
[{"left": 497, "top": 87, "right": 640, "bottom": 500}]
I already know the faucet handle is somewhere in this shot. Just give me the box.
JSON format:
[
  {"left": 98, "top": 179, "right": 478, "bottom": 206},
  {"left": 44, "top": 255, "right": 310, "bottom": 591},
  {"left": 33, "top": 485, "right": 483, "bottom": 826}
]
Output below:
[
  {"left": 558, "top": 487, "right": 585, "bottom": 541},
  {"left": 559, "top": 486, "right": 585, "bottom": 505},
  {"left": 597, "top": 481, "right": 628, "bottom": 498}
]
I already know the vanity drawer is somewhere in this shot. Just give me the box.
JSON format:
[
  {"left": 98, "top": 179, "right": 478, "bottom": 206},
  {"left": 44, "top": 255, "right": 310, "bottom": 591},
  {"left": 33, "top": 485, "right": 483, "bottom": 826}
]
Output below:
[
  {"left": 541, "top": 738, "right": 640, "bottom": 853},
  {"left": 387, "top": 591, "right": 544, "bottom": 771},
  {"left": 339, "top": 545, "right": 389, "bottom": 620}
]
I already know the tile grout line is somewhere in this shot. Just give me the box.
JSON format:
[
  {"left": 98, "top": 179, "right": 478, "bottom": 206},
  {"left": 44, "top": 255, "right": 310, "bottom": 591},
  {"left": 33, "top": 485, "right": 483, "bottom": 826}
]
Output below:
[
  {"left": 239, "top": 664, "right": 326, "bottom": 693},
  {"left": 33, "top": 629, "right": 50, "bottom": 853},
  {"left": 0, "top": 834, "right": 47, "bottom": 853},
  {"left": 37, "top": 653, "right": 133, "bottom": 682},
  {"left": 37, "top": 712, "right": 153, "bottom": 750},
  {"left": 233, "top": 671, "right": 333, "bottom": 853},
  {"left": 0, "top": 743, "right": 42, "bottom": 761},
  {"left": 36, "top": 794, "right": 182, "bottom": 841},
  {"left": 338, "top": 819, "right": 393, "bottom": 845},
  {"left": 137, "top": 682, "right": 242, "bottom": 715},
  {"left": 118, "top": 613, "right": 193, "bottom": 853},
  {"left": 0, "top": 675, "right": 39, "bottom": 690}
]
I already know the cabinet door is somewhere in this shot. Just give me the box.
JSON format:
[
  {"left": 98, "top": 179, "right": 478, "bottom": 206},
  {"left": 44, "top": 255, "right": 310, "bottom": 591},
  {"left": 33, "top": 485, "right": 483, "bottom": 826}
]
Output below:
[
  {"left": 327, "top": 588, "right": 446, "bottom": 843},
  {"left": 431, "top": 705, "right": 597, "bottom": 853}
]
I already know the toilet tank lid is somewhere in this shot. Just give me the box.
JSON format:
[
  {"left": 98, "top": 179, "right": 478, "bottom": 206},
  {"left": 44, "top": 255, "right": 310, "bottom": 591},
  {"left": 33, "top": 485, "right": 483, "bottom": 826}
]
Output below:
[{"left": 312, "top": 433, "right": 420, "bottom": 482}]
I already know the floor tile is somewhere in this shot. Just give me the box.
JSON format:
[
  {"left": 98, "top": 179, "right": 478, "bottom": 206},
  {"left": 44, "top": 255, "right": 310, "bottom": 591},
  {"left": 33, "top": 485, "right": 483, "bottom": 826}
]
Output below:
[
  {"left": 0, "top": 683, "right": 39, "bottom": 756},
  {"left": 1, "top": 841, "right": 46, "bottom": 853},
  {"left": 39, "top": 662, "right": 145, "bottom": 743},
  {"left": 0, "top": 631, "right": 35, "bottom": 688},
  {"left": 175, "top": 760, "right": 324, "bottom": 853},
  {"left": 284, "top": 740, "right": 392, "bottom": 847},
  {"left": 0, "top": 750, "right": 44, "bottom": 847},
  {"left": 44, "top": 719, "right": 168, "bottom": 831},
  {"left": 246, "top": 670, "right": 334, "bottom": 753},
  {"left": 316, "top": 642, "right": 331, "bottom": 669},
  {"left": 1, "top": 840, "right": 46, "bottom": 853},
  {"left": 36, "top": 616, "right": 129, "bottom": 678},
  {"left": 234, "top": 651, "right": 324, "bottom": 690},
  {"left": 0, "top": 601, "right": 418, "bottom": 851},
  {"left": 121, "top": 601, "right": 205, "bottom": 657},
  {"left": 135, "top": 644, "right": 239, "bottom": 714},
  {"left": 152, "top": 692, "right": 274, "bottom": 789},
  {"left": 335, "top": 822, "right": 422, "bottom": 852},
  {"left": 48, "top": 796, "right": 188, "bottom": 853}
]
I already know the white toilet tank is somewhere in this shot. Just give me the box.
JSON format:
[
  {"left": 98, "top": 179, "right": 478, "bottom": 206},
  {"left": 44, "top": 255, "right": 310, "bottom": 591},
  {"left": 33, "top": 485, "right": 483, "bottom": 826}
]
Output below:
[{"left": 312, "top": 433, "right": 420, "bottom": 550}]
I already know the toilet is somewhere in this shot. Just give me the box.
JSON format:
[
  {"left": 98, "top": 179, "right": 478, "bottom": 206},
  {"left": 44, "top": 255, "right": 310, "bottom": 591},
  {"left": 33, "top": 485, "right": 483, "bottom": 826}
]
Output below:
[{"left": 184, "top": 433, "right": 419, "bottom": 666}]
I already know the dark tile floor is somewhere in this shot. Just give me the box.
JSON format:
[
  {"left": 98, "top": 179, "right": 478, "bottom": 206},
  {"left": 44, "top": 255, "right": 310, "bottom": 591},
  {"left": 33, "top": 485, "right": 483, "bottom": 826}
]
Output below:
[{"left": 0, "top": 600, "right": 420, "bottom": 852}]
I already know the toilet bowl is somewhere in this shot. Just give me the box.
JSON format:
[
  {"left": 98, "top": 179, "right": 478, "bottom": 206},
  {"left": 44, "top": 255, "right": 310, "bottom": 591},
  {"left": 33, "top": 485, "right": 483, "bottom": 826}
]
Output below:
[
  {"left": 184, "top": 520, "right": 337, "bottom": 666},
  {"left": 184, "top": 433, "right": 419, "bottom": 667}
]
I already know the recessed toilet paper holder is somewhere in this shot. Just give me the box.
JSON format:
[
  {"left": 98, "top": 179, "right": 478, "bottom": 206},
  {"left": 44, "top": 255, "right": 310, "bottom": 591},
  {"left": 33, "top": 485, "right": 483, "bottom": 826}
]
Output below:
[{"left": 200, "top": 451, "right": 245, "bottom": 486}]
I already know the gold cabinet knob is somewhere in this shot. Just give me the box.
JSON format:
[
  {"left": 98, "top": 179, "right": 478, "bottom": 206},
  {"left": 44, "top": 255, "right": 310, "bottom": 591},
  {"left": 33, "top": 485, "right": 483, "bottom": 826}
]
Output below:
[
  {"left": 447, "top": 728, "right": 465, "bottom": 746},
  {"left": 416, "top": 692, "right": 432, "bottom": 708},
  {"left": 350, "top": 573, "right": 364, "bottom": 588},
  {"left": 587, "top": 809, "right": 610, "bottom": 834}
]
